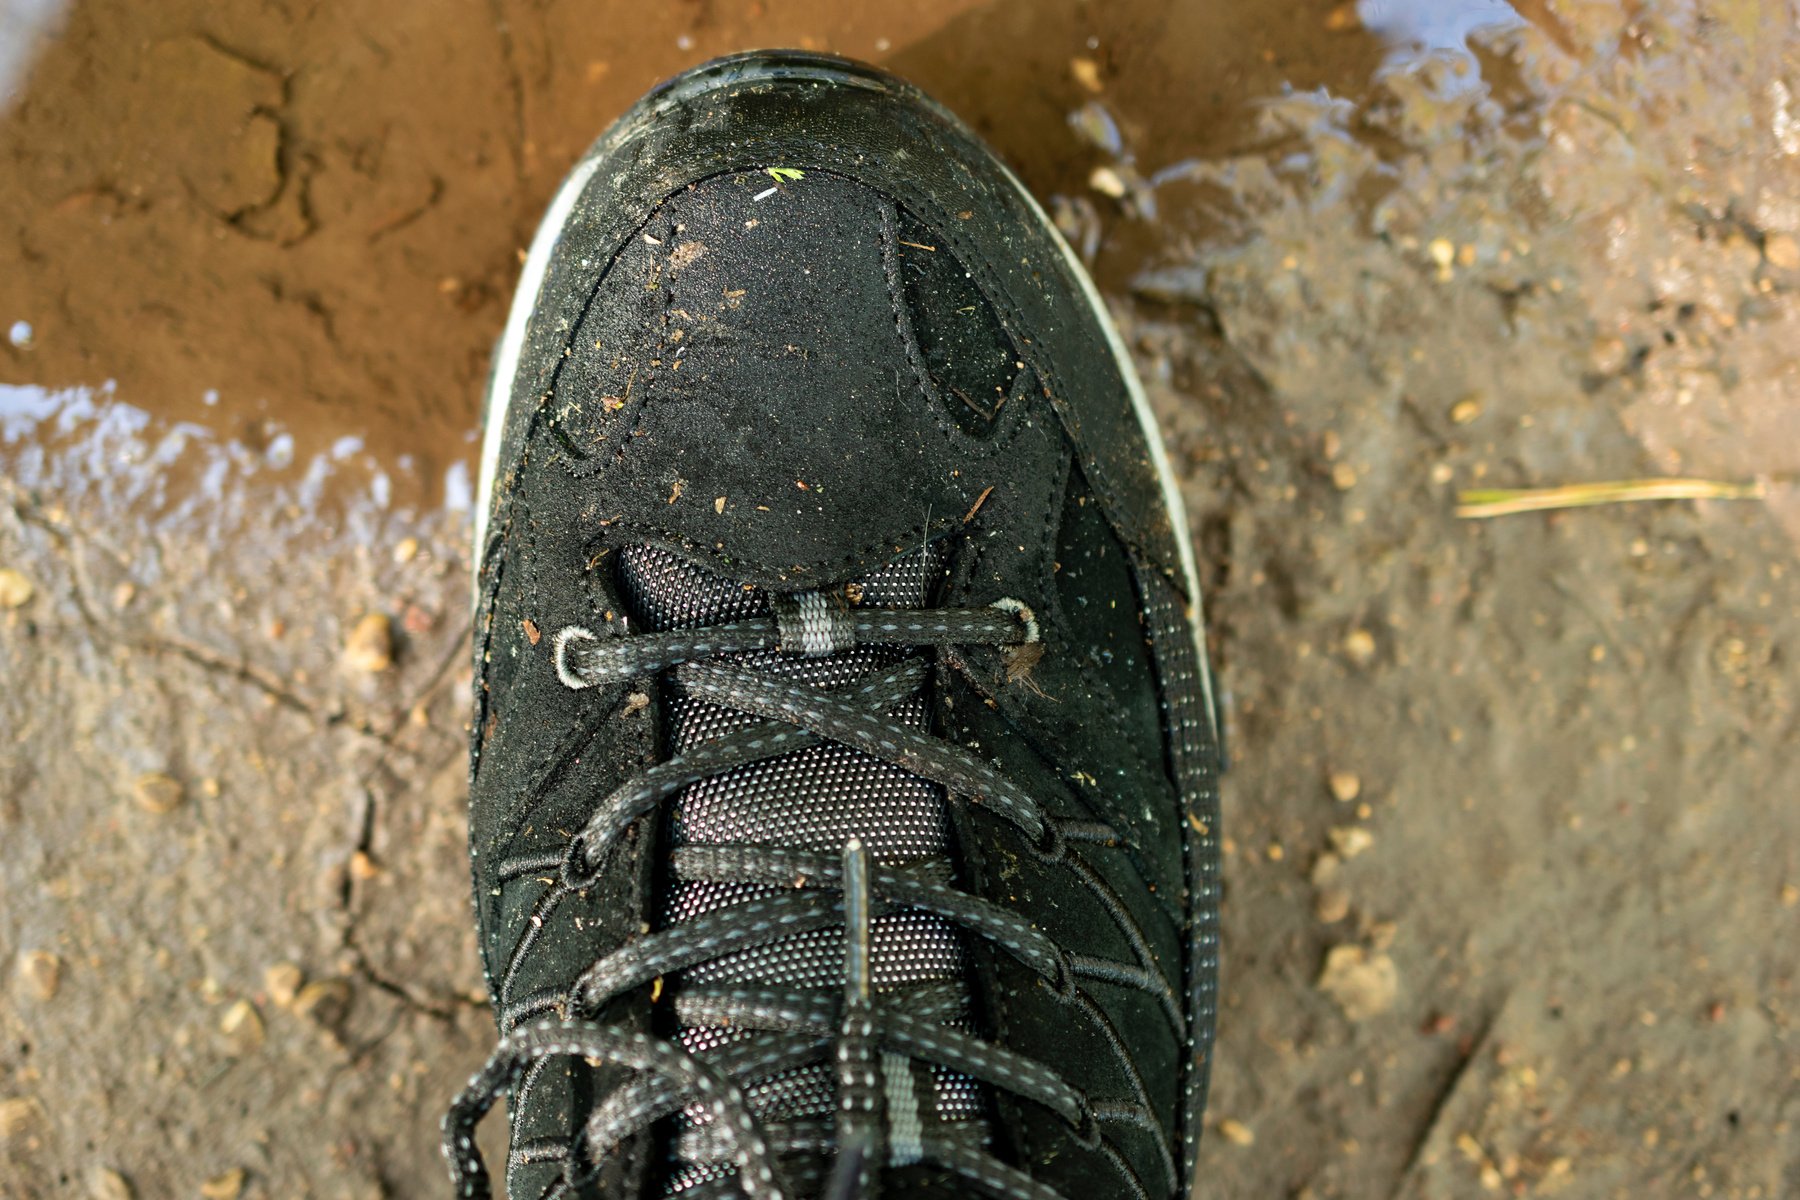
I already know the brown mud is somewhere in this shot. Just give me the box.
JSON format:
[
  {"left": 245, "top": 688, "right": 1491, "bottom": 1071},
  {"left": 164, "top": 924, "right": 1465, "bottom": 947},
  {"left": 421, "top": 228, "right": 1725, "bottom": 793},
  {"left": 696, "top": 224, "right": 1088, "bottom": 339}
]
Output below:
[{"left": 2, "top": 1, "right": 1797, "bottom": 1197}]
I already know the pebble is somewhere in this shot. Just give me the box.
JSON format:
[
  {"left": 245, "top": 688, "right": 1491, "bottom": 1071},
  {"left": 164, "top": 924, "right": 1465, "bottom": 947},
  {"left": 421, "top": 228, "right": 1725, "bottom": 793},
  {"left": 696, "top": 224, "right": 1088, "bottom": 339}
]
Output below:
[
  {"left": 293, "top": 978, "right": 352, "bottom": 1029},
  {"left": 264, "top": 962, "right": 305, "bottom": 1008},
  {"left": 349, "top": 850, "right": 382, "bottom": 880},
  {"left": 1342, "top": 628, "right": 1377, "bottom": 667},
  {"left": 87, "top": 1167, "right": 134, "bottom": 1200},
  {"left": 391, "top": 537, "right": 419, "bottom": 564},
  {"left": 1217, "top": 1118, "right": 1256, "bottom": 1146},
  {"left": 1089, "top": 165, "right": 1128, "bottom": 199},
  {"left": 1310, "top": 851, "right": 1343, "bottom": 886},
  {"left": 219, "top": 999, "right": 265, "bottom": 1052},
  {"left": 1315, "top": 888, "right": 1352, "bottom": 923},
  {"left": 343, "top": 612, "right": 395, "bottom": 672},
  {"left": 1766, "top": 233, "right": 1800, "bottom": 270},
  {"left": 1328, "top": 771, "right": 1361, "bottom": 803},
  {"left": 131, "top": 772, "right": 185, "bottom": 815},
  {"left": 1330, "top": 462, "right": 1358, "bottom": 491},
  {"left": 1449, "top": 396, "right": 1483, "bottom": 425},
  {"left": 1317, "top": 945, "right": 1399, "bottom": 1020},
  {"left": 17, "top": 950, "right": 61, "bottom": 1001},
  {"left": 1329, "top": 826, "right": 1375, "bottom": 859},
  {"left": 200, "top": 1168, "right": 246, "bottom": 1200},
  {"left": 0, "top": 567, "right": 33, "bottom": 609},
  {"left": 1069, "top": 56, "right": 1103, "bottom": 93},
  {"left": 0, "top": 1096, "right": 39, "bottom": 1140},
  {"left": 1428, "top": 237, "right": 1456, "bottom": 277}
]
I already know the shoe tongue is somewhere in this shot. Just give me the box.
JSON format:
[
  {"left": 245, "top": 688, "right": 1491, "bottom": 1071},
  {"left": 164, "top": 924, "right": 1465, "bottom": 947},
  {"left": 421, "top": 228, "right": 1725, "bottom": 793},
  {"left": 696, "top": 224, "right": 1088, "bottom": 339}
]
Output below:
[
  {"left": 618, "top": 542, "right": 943, "bottom": 628},
  {"left": 614, "top": 544, "right": 990, "bottom": 1190}
]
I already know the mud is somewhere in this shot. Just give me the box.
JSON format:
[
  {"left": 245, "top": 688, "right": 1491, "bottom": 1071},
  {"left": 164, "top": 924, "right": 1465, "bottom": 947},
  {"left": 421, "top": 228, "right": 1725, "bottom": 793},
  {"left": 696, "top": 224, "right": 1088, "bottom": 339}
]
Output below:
[{"left": 2, "top": 1, "right": 1797, "bottom": 1197}]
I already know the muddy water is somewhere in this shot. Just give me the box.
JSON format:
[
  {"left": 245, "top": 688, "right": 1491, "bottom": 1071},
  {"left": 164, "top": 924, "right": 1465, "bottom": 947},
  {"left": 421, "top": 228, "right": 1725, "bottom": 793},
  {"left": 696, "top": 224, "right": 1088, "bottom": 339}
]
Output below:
[{"left": 4, "top": 1, "right": 1799, "bottom": 1198}]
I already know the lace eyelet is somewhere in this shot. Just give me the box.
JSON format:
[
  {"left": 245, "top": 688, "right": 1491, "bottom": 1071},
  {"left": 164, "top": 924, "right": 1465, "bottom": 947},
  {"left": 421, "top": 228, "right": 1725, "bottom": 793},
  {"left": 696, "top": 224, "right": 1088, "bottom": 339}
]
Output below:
[
  {"left": 1050, "top": 950, "right": 1081, "bottom": 1001},
  {"left": 1029, "top": 817, "right": 1066, "bottom": 863},
  {"left": 1069, "top": 1107, "right": 1103, "bottom": 1149},
  {"left": 560, "top": 834, "right": 604, "bottom": 891}
]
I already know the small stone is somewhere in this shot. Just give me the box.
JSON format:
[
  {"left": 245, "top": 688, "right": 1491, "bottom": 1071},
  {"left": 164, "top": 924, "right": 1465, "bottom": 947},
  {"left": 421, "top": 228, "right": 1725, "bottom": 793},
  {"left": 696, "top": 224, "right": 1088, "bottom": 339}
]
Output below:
[
  {"left": 0, "top": 1096, "right": 40, "bottom": 1140},
  {"left": 0, "top": 567, "right": 33, "bottom": 609},
  {"left": 349, "top": 850, "right": 381, "bottom": 880},
  {"left": 1315, "top": 888, "right": 1352, "bottom": 923},
  {"left": 1449, "top": 396, "right": 1483, "bottom": 425},
  {"left": 1766, "top": 234, "right": 1800, "bottom": 270},
  {"left": 87, "top": 1167, "right": 134, "bottom": 1200},
  {"left": 200, "top": 1168, "right": 246, "bottom": 1200},
  {"left": 1069, "top": 56, "right": 1103, "bottom": 93},
  {"left": 1321, "top": 430, "right": 1342, "bottom": 460},
  {"left": 293, "top": 978, "right": 352, "bottom": 1029},
  {"left": 1430, "top": 462, "right": 1455, "bottom": 484},
  {"left": 391, "top": 537, "right": 420, "bottom": 565},
  {"left": 264, "top": 962, "right": 304, "bottom": 1007},
  {"left": 17, "top": 950, "right": 61, "bottom": 1001},
  {"left": 131, "top": 772, "right": 185, "bottom": 815},
  {"left": 1329, "top": 826, "right": 1374, "bottom": 859},
  {"left": 714, "top": 496, "right": 727, "bottom": 514},
  {"left": 1265, "top": 842, "right": 1285, "bottom": 862},
  {"left": 1324, "top": 3, "right": 1358, "bottom": 31},
  {"left": 1310, "top": 851, "right": 1343, "bottom": 887},
  {"left": 1318, "top": 945, "right": 1399, "bottom": 1020},
  {"left": 219, "top": 999, "right": 264, "bottom": 1052},
  {"left": 343, "top": 612, "right": 394, "bottom": 673},
  {"left": 1088, "top": 166, "right": 1128, "bottom": 199},
  {"left": 1328, "top": 771, "right": 1361, "bottom": 803},
  {"left": 1217, "top": 1118, "right": 1256, "bottom": 1146},
  {"left": 1330, "top": 462, "right": 1358, "bottom": 491},
  {"left": 1342, "top": 628, "right": 1377, "bottom": 667},
  {"left": 1428, "top": 237, "right": 1456, "bottom": 277}
]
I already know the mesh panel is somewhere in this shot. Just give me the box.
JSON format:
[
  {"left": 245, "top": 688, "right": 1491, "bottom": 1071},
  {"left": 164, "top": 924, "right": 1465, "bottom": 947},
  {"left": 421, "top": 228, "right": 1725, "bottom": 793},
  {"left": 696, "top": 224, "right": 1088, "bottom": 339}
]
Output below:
[{"left": 615, "top": 544, "right": 991, "bottom": 1190}]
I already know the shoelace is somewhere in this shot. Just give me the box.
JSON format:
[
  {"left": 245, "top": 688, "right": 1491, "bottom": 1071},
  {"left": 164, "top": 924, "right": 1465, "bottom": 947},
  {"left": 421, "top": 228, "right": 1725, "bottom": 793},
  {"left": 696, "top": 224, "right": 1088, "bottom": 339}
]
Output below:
[{"left": 444, "top": 590, "right": 1169, "bottom": 1199}]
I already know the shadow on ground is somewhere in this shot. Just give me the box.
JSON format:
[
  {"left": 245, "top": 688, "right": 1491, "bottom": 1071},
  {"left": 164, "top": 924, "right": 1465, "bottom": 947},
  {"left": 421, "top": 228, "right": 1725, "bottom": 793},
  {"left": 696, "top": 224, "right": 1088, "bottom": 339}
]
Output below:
[{"left": 1, "top": 0, "right": 1797, "bottom": 1196}]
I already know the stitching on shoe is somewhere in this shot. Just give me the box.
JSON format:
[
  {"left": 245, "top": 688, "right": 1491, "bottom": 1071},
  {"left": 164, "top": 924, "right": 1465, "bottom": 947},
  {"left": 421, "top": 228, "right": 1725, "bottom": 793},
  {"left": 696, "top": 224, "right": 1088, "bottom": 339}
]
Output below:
[{"left": 876, "top": 199, "right": 1029, "bottom": 460}]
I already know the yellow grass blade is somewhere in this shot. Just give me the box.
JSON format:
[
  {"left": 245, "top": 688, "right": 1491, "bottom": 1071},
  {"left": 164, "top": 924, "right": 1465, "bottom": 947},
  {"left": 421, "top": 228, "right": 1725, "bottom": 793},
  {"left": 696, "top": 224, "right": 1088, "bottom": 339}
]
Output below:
[{"left": 1455, "top": 477, "right": 1764, "bottom": 519}]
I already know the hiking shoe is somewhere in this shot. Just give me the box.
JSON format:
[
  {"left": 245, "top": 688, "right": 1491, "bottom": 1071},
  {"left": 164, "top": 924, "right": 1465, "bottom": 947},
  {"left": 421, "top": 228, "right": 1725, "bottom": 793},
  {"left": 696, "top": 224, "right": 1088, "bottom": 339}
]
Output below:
[{"left": 448, "top": 50, "right": 1222, "bottom": 1200}]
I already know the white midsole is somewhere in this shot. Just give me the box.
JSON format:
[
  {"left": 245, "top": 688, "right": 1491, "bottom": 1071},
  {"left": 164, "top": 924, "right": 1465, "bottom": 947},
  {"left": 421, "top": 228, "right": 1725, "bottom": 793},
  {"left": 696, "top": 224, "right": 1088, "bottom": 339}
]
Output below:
[{"left": 471, "top": 68, "right": 1219, "bottom": 741}]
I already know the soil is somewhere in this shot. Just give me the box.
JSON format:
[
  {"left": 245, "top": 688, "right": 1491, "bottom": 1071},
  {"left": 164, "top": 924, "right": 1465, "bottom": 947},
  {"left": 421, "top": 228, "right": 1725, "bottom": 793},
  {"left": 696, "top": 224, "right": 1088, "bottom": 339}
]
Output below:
[{"left": 2, "top": 1, "right": 1797, "bottom": 1197}]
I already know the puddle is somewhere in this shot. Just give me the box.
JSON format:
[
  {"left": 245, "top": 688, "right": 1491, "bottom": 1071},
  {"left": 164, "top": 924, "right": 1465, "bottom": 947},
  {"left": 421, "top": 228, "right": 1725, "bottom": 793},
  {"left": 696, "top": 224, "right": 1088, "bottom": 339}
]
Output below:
[
  {"left": 0, "top": 381, "right": 464, "bottom": 565},
  {"left": 0, "top": 0, "right": 1551, "bottom": 541}
]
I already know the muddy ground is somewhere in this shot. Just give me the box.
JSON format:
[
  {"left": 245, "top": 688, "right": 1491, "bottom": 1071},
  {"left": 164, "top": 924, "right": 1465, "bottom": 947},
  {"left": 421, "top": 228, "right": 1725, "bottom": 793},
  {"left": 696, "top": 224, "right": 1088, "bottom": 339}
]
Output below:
[{"left": 2, "top": 0, "right": 1797, "bottom": 1197}]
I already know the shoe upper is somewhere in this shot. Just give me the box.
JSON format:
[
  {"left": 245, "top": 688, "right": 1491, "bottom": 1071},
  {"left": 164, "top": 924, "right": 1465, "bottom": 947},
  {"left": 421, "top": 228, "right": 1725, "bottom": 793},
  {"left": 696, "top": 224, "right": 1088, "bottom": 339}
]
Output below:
[{"left": 458, "top": 53, "right": 1220, "bottom": 1200}]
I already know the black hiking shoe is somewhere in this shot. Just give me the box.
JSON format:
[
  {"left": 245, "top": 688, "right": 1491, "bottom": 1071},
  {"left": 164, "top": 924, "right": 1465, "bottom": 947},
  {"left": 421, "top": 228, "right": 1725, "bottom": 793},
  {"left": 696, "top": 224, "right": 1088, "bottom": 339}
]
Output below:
[{"left": 447, "top": 51, "right": 1222, "bottom": 1200}]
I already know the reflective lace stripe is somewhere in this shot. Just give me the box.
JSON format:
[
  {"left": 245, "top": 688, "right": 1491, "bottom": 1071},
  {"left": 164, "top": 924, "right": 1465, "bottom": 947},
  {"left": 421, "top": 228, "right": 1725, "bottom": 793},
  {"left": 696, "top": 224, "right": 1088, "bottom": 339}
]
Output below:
[{"left": 771, "top": 589, "right": 856, "bottom": 656}]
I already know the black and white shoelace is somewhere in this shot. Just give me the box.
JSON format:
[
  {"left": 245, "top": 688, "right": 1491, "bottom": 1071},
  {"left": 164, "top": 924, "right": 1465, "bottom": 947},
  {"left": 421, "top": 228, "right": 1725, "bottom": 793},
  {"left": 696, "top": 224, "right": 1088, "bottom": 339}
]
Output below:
[{"left": 444, "top": 589, "right": 1173, "bottom": 1200}]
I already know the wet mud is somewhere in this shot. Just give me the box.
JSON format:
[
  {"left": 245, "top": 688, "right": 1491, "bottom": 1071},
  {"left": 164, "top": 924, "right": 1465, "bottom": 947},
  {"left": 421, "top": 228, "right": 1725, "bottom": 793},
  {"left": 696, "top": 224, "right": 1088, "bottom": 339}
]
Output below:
[{"left": 2, "top": 0, "right": 1797, "bottom": 1196}]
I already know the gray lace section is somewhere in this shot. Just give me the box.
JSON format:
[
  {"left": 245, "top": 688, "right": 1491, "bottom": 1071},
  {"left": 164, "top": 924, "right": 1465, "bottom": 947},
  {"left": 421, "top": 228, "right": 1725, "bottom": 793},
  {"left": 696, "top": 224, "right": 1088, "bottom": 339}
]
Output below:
[{"left": 617, "top": 545, "right": 987, "bottom": 1193}]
